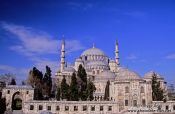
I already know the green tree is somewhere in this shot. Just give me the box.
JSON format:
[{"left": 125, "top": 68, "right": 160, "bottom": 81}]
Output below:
[
  {"left": 42, "top": 66, "right": 52, "bottom": 99},
  {"left": 56, "top": 86, "right": 61, "bottom": 101},
  {"left": 61, "top": 76, "right": 69, "bottom": 100},
  {"left": 86, "top": 79, "right": 96, "bottom": 101},
  {"left": 10, "top": 78, "right": 16, "bottom": 85},
  {"left": 0, "top": 92, "right": 6, "bottom": 114},
  {"left": 152, "top": 73, "right": 164, "bottom": 101},
  {"left": 104, "top": 80, "right": 110, "bottom": 101},
  {"left": 77, "top": 65, "right": 88, "bottom": 101},
  {"left": 70, "top": 72, "right": 79, "bottom": 101},
  {"left": 27, "top": 67, "right": 43, "bottom": 100}
]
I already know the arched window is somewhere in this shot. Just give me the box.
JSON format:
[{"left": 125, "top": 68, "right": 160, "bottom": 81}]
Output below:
[
  {"left": 141, "top": 86, "right": 144, "bottom": 93},
  {"left": 142, "top": 99, "right": 146, "bottom": 106},
  {"left": 125, "top": 86, "right": 129, "bottom": 93}
]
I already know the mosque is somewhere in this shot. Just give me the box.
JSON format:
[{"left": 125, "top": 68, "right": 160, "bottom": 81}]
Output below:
[
  {"left": 2, "top": 39, "right": 175, "bottom": 114},
  {"left": 55, "top": 40, "right": 167, "bottom": 111}
]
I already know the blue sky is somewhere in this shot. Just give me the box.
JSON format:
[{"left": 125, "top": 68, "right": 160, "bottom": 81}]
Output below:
[{"left": 0, "top": 0, "right": 175, "bottom": 84}]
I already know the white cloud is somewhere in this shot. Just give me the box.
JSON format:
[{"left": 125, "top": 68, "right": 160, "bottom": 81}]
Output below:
[
  {"left": 0, "top": 22, "right": 85, "bottom": 79},
  {"left": 166, "top": 54, "right": 175, "bottom": 59},
  {"left": 126, "top": 54, "right": 138, "bottom": 60},
  {"left": 0, "top": 64, "right": 30, "bottom": 83},
  {"left": 1, "top": 22, "right": 85, "bottom": 56}
]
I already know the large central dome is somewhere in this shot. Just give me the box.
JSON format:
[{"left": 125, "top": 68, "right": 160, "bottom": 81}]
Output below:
[{"left": 81, "top": 47, "right": 105, "bottom": 56}]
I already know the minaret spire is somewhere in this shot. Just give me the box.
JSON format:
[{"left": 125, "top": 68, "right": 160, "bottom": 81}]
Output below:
[
  {"left": 115, "top": 40, "right": 120, "bottom": 66},
  {"left": 60, "top": 37, "right": 65, "bottom": 72}
]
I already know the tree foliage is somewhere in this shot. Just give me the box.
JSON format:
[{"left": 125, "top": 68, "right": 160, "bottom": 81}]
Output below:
[
  {"left": 42, "top": 66, "right": 52, "bottom": 99},
  {"left": 27, "top": 67, "right": 43, "bottom": 100},
  {"left": 77, "top": 64, "right": 88, "bottom": 101},
  {"left": 10, "top": 78, "right": 16, "bottom": 85},
  {"left": 0, "top": 93, "right": 6, "bottom": 114},
  {"left": 60, "top": 76, "right": 69, "bottom": 100},
  {"left": 86, "top": 79, "right": 96, "bottom": 101},
  {"left": 69, "top": 72, "right": 79, "bottom": 101},
  {"left": 104, "top": 80, "right": 110, "bottom": 101},
  {"left": 152, "top": 73, "right": 164, "bottom": 101},
  {"left": 56, "top": 86, "right": 61, "bottom": 101}
]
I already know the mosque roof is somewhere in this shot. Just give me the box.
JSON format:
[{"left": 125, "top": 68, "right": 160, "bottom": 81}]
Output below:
[
  {"left": 115, "top": 67, "right": 141, "bottom": 80},
  {"left": 81, "top": 47, "right": 106, "bottom": 56}
]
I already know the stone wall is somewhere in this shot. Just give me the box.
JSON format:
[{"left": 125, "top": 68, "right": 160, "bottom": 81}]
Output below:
[{"left": 23, "top": 100, "right": 118, "bottom": 114}]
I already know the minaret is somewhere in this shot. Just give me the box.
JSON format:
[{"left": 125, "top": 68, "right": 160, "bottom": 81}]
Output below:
[
  {"left": 60, "top": 39, "right": 65, "bottom": 72},
  {"left": 115, "top": 40, "right": 120, "bottom": 66}
]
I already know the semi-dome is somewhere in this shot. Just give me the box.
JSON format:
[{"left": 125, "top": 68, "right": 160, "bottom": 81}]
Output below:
[
  {"left": 81, "top": 47, "right": 105, "bottom": 56},
  {"left": 115, "top": 67, "right": 141, "bottom": 80},
  {"left": 95, "top": 70, "right": 115, "bottom": 80},
  {"left": 144, "top": 71, "right": 162, "bottom": 79}
]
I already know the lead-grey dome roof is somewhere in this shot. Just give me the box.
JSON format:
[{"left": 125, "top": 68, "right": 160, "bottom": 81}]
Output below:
[
  {"left": 95, "top": 70, "right": 115, "bottom": 80},
  {"left": 81, "top": 47, "right": 105, "bottom": 56},
  {"left": 115, "top": 67, "right": 141, "bottom": 80}
]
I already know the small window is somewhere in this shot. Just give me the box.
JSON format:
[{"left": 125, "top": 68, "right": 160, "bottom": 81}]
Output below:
[
  {"left": 74, "top": 106, "right": 78, "bottom": 111},
  {"left": 142, "top": 99, "right": 146, "bottom": 106},
  {"left": 85, "top": 56, "right": 87, "bottom": 61},
  {"left": 97, "top": 70, "right": 100, "bottom": 74},
  {"left": 7, "top": 90, "right": 10, "bottom": 94},
  {"left": 26, "top": 91, "right": 29, "bottom": 94},
  {"left": 39, "top": 105, "right": 43, "bottom": 110},
  {"left": 65, "top": 106, "right": 69, "bottom": 111},
  {"left": 108, "top": 106, "right": 112, "bottom": 111},
  {"left": 173, "top": 105, "right": 175, "bottom": 110},
  {"left": 93, "top": 71, "right": 95, "bottom": 74},
  {"left": 56, "top": 106, "right": 60, "bottom": 111},
  {"left": 83, "top": 105, "right": 87, "bottom": 111},
  {"left": 30, "top": 105, "right": 34, "bottom": 110},
  {"left": 125, "top": 100, "right": 128, "bottom": 106},
  {"left": 133, "top": 100, "right": 137, "bottom": 107},
  {"left": 47, "top": 106, "right": 51, "bottom": 110},
  {"left": 141, "top": 87, "right": 144, "bottom": 93},
  {"left": 100, "top": 106, "right": 103, "bottom": 111},
  {"left": 91, "top": 106, "right": 95, "bottom": 111},
  {"left": 125, "top": 87, "right": 129, "bottom": 93},
  {"left": 166, "top": 105, "right": 169, "bottom": 110}
]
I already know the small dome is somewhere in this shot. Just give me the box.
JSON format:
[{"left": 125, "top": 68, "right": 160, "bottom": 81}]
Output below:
[
  {"left": 144, "top": 71, "right": 162, "bottom": 79},
  {"left": 95, "top": 70, "right": 115, "bottom": 80},
  {"left": 115, "top": 67, "right": 141, "bottom": 80},
  {"left": 81, "top": 47, "right": 105, "bottom": 56}
]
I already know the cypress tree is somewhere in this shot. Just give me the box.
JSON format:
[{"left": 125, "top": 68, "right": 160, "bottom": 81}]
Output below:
[
  {"left": 42, "top": 66, "right": 52, "bottom": 99},
  {"left": 104, "top": 80, "right": 110, "bottom": 101},
  {"left": 61, "top": 76, "right": 69, "bottom": 100},
  {"left": 77, "top": 64, "right": 88, "bottom": 101},
  {"left": 56, "top": 86, "right": 61, "bottom": 101},
  {"left": 27, "top": 67, "right": 43, "bottom": 100},
  {"left": 70, "top": 72, "right": 79, "bottom": 101},
  {"left": 10, "top": 78, "right": 16, "bottom": 85},
  {"left": 152, "top": 73, "right": 164, "bottom": 101},
  {"left": 86, "top": 80, "right": 96, "bottom": 101}
]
